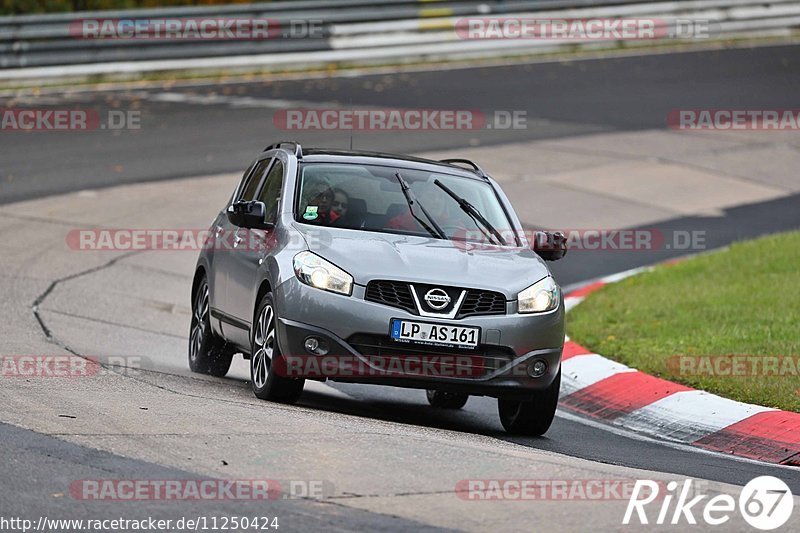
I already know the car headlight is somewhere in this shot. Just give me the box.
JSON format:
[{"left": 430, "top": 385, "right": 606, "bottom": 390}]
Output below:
[
  {"left": 518, "top": 276, "right": 559, "bottom": 313},
  {"left": 293, "top": 251, "right": 353, "bottom": 296}
]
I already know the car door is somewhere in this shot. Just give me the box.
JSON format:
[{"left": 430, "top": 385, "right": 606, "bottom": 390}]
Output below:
[
  {"left": 213, "top": 157, "right": 272, "bottom": 344},
  {"left": 226, "top": 157, "right": 285, "bottom": 347},
  {"left": 209, "top": 161, "right": 255, "bottom": 319}
]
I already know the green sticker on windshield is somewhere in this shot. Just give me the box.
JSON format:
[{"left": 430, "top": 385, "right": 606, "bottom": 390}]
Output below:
[{"left": 303, "top": 205, "right": 319, "bottom": 220}]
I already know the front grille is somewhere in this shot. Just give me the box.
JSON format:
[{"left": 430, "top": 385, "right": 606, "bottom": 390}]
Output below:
[
  {"left": 365, "top": 280, "right": 416, "bottom": 314},
  {"left": 458, "top": 289, "right": 507, "bottom": 318},
  {"left": 366, "top": 280, "right": 507, "bottom": 318},
  {"left": 347, "top": 334, "right": 515, "bottom": 378}
]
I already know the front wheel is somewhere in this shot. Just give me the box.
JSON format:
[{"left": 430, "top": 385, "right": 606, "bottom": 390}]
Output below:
[
  {"left": 250, "top": 292, "right": 304, "bottom": 404},
  {"left": 498, "top": 370, "right": 560, "bottom": 436},
  {"left": 426, "top": 390, "right": 469, "bottom": 409},
  {"left": 188, "top": 277, "right": 234, "bottom": 377}
]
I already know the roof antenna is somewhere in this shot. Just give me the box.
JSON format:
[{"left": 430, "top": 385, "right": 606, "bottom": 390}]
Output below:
[{"left": 349, "top": 133, "right": 353, "bottom": 151}]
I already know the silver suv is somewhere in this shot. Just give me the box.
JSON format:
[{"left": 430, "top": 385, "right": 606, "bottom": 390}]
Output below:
[{"left": 190, "top": 142, "right": 566, "bottom": 435}]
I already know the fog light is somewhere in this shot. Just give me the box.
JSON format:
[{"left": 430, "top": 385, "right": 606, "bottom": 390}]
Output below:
[
  {"left": 304, "top": 336, "right": 329, "bottom": 355},
  {"left": 528, "top": 360, "right": 547, "bottom": 378}
]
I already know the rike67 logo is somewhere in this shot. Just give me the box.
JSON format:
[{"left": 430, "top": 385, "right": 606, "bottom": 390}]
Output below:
[{"left": 623, "top": 476, "right": 794, "bottom": 530}]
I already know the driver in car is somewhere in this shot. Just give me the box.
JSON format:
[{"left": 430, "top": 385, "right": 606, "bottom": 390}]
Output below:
[{"left": 300, "top": 179, "right": 335, "bottom": 225}]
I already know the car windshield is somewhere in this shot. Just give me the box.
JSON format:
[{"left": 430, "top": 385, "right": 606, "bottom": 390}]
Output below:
[{"left": 295, "top": 162, "right": 515, "bottom": 244}]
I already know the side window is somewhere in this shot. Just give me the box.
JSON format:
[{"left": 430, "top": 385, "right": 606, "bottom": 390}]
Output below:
[
  {"left": 231, "top": 162, "right": 255, "bottom": 204},
  {"left": 257, "top": 160, "right": 284, "bottom": 224},
  {"left": 239, "top": 158, "right": 271, "bottom": 202}
]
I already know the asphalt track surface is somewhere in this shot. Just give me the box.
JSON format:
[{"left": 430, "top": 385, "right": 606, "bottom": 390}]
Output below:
[
  {"left": 2, "top": 44, "right": 800, "bottom": 525},
  {"left": 2, "top": 44, "right": 800, "bottom": 205},
  {"left": 0, "top": 423, "right": 446, "bottom": 532}
]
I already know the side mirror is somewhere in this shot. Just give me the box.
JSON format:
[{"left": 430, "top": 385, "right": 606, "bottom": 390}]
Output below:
[
  {"left": 227, "top": 201, "right": 273, "bottom": 230},
  {"left": 532, "top": 231, "right": 568, "bottom": 261}
]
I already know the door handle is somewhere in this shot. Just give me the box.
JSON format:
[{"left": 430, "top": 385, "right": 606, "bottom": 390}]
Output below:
[
  {"left": 233, "top": 235, "right": 244, "bottom": 247},
  {"left": 215, "top": 225, "right": 224, "bottom": 237}
]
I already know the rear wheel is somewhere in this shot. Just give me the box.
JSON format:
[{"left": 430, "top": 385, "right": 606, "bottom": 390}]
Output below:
[
  {"left": 250, "top": 292, "right": 304, "bottom": 404},
  {"left": 498, "top": 370, "right": 560, "bottom": 436},
  {"left": 426, "top": 389, "right": 469, "bottom": 409},
  {"left": 188, "top": 277, "right": 234, "bottom": 377}
]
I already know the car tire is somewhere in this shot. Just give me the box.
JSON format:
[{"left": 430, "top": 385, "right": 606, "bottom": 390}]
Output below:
[
  {"left": 426, "top": 389, "right": 469, "bottom": 409},
  {"left": 498, "top": 369, "right": 560, "bottom": 436},
  {"left": 250, "top": 292, "right": 305, "bottom": 404},
  {"left": 188, "top": 276, "right": 234, "bottom": 377}
]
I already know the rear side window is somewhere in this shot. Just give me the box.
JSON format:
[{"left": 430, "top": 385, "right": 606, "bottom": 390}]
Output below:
[
  {"left": 239, "top": 158, "right": 271, "bottom": 201},
  {"left": 257, "top": 160, "right": 284, "bottom": 224}
]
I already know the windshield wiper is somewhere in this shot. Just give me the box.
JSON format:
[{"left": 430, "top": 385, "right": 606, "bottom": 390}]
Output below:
[
  {"left": 394, "top": 172, "right": 447, "bottom": 240},
  {"left": 433, "top": 179, "right": 507, "bottom": 246}
]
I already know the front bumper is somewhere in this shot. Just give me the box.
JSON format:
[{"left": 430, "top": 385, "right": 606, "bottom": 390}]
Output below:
[{"left": 273, "top": 277, "right": 565, "bottom": 399}]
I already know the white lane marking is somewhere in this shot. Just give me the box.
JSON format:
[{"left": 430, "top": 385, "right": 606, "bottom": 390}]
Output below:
[
  {"left": 142, "top": 91, "right": 340, "bottom": 109},
  {"left": 556, "top": 409, "right": 800, "bottom": 473},
  {"left": 600, "top": 266, "right": 651, "bottom": 284},
  {"left": 616, "top": 390, "right": 776, "bottom": 444},
  {"left": 560, "top": 354, "right": 635, "bottom": 396},
  {"left": 564, "top": 296, "right": 585, "bottom": 313},
  {"left": 563, "top": 266, "right": 655, "bottom": 297}
]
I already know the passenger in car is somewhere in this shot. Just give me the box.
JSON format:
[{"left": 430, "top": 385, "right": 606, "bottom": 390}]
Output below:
[{"left": 329, "top": 188, "right": 349, "bottom": 224}]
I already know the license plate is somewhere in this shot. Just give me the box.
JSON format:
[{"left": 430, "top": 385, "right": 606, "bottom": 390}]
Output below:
[{"left": 390, "top": 319, "right": 480, "bottom": 349}]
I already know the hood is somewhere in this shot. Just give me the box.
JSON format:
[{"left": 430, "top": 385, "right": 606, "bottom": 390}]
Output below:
[{"left": 293, "top": 224, "right": 551, "bottom": 298}]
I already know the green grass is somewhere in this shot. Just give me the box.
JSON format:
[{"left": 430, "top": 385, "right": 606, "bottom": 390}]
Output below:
[{"left": 567, "top": 231, "right": 800, "bottom": 412}]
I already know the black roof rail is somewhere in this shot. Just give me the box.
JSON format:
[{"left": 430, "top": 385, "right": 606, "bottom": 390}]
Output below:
[
  {"left": 439, "top": 158, "right": 488, "bottom": 179},
  {"left": 264, "top": 141, "right": 303, "bottom": 158}
]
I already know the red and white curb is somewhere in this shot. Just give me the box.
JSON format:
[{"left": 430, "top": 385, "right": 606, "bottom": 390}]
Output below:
[{"left": 560, "top": 266, "right": 800, "bottom": 466}]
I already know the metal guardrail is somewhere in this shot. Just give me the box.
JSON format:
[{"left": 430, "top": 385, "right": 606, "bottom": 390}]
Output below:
[
  {"left": 0, "top": 0, "right": 798, "bottom": 76},
  {"left": 2, "top": 0, "right": 680, "bottom": 69}
]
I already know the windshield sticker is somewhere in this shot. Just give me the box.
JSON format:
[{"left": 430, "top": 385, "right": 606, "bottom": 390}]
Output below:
[{"left": 303, "top": 205, "right": 319, "bottom": 220}]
